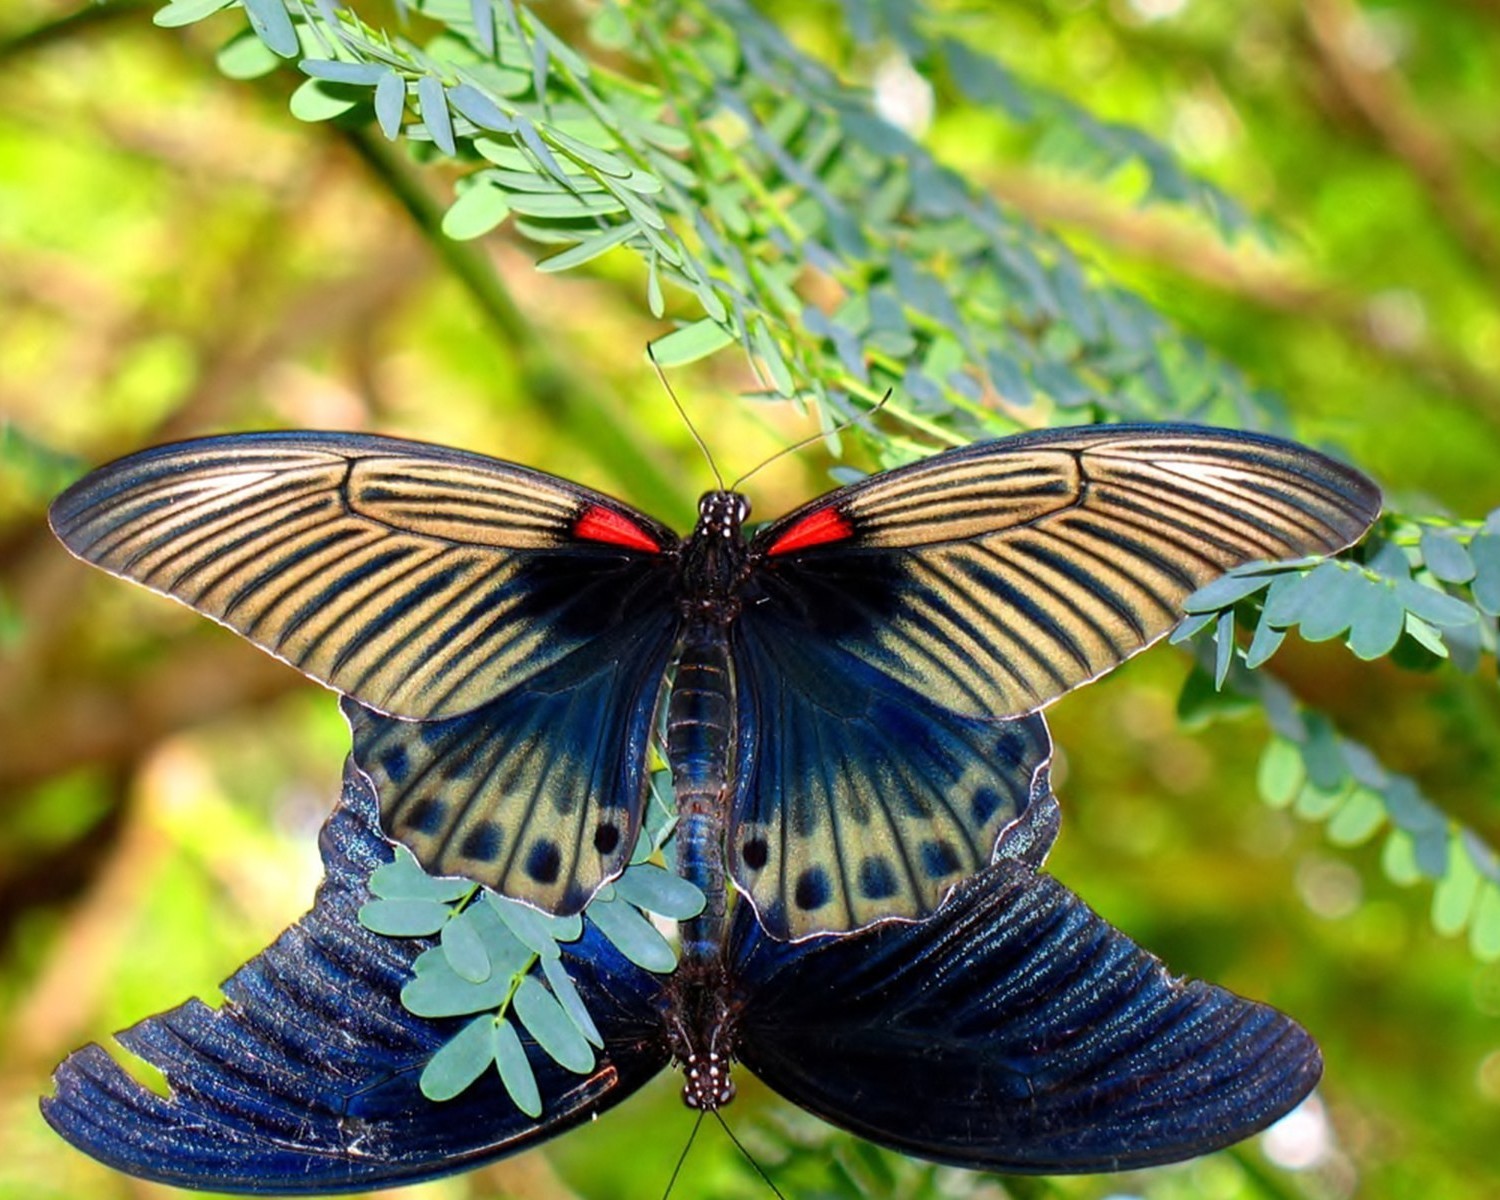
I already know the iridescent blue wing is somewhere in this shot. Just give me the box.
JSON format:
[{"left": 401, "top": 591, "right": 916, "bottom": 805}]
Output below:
[
  {"left": 731, "top": 795, "right": 1321, "bottom": 1172},
  {"left": 748, "top": 425, "right": 1380, "bottom": 720},
  {"left": 729, "top": 618, "right": 1053, "bottom": 939},
  {"left": 41, "top": 760, "right": 671, "bottom": 1195},
  {"left": 48, "top": 432, "right": 683, "bottom": 912}
]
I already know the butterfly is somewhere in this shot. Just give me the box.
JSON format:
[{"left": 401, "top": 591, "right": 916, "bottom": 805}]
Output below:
[
  {"left": 48, "top": 424, "right": 1381, "bottom": 938},
  {"left": 42, "top": 757, "right": 1322, "bottom": 1192}
]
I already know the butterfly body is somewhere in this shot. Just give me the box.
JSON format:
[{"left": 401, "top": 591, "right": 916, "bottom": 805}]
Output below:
[{"left": 49, "top": 424, "right": 1382, "bottom": 938}]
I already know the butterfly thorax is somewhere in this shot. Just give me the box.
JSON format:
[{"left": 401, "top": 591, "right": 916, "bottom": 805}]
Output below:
[
  {"left": 666, "top": 960, "right": 739, "bottom": 1111},
  {"left": 676, "top": 491, "right": 752, "bottom": 617}
]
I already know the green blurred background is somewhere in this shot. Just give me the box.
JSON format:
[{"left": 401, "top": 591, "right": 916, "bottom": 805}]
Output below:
[{"left": 1, "top": 1, "right": 1498, "bottom": 1198}]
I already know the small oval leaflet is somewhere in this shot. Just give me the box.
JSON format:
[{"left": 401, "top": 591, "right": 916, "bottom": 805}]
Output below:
[
  {"left": 586, "top": 898, "right": 677, "bottom": 973},
  {"left": 541, "top": 956, "right": 603, "bottom": 1048},
  {"left": 401, "top": 946, "right": 515, "bottom": 1019},
  {"left": 441, "top": 909, "right": 492, "bottom": 983},
  {"left": 420, "top": 1014, "right": 495, "bottom": 1102},
  {"left": 513, "top": 977, "right": 595, "bottom": 1074},
  {"left": 486, "top": 893, "right": 563, "bottom": 960},
  {"left": 492, "top": 1017, "right": 541, "bottom": 1118},
  {"left": 358, "top": 898, "right": 450, "bottom": 937},
  {"left": 611, "top": 863, "right": 706, "bottom": 920}
]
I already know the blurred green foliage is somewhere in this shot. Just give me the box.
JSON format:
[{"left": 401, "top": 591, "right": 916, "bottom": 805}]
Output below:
[{"left": 1, "top": 1, "right": 1498, "bottom": 1199}]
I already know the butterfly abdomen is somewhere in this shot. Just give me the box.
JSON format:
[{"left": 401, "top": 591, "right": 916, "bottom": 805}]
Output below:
[{"left": 666, "top": 621, "right": 736, "bottom": 960}]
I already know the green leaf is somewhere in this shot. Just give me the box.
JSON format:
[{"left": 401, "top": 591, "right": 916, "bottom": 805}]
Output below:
[
  {"left": 418, "top": 76, "right": 457, "bottom": 156},
  {"left": 1419, "top": 527, "right": 1475, "bottom": 583},
  {"left": 401, "top": 948, "right": 515, "bottom": 1018},
  {"left": 649, "top": 318, "right": 736, "bottom": 367},
  {"left": 300, "top": 60, "right": 386, "bottom": 85},
  {"left": 541, "top": 956, "right": 603, "bottom": 1048},
  {"left": 1301, "top": 714, "right": 1347, "bottom": 790},
  {"left": 1243, "top": 615, "right": 1286, "bottom": 669},
  {"left": 1296, "top": 564, "right": 1363, "bottom": 642},
  {"left": 612, "top": 864, "right": 706, "bottom": 920},
  {"left": 1326, "top": 788, "right": 1386, "bottom": 846},
  {"left": 244, "top": 0, "right": 299, "bottom": 58},
  {"left": 751, "top": 321, "right": 797, "bottom": 397},
  {"left": 493, "top": 1018, "right": 542, "bottom": 1118},
  {"left": 1393, "top": 578, "right": 1478, "bottom": 627},
  {"left": 216, "top": 31, "right": 281, "bottom": 80},
  {"left": 1346, "top": 580, "right": 1406, "bottom": 660},
  {"left": 1433, "top": 836, "right": 1479, "bottom": 936},
  {"left": 374, "top": 70, "right": 406, "bottom": 140},
  {"left": 1382, "top": 829, "right": 1421, "bottom": 886},
  {"left": 289, "top": 78, "right": 359, "bottom": 122},
  {"left": 448, "top": 83, "right": 517, "bottom": 132},
  {"left": 513, "top": 976, "right": 595, "bottom": 1073},
  {"left": 420, "top": 1014, "right": 496, "bottom": 1101},
  {"left": 1181, "top": 569, "right": 1275, "bottom": 613},
  {"left": 155, "top": 0, "right": 234, "bottom": 28},
  {"left": 486, "top": 893, "right": 562, "bottom": 959},
  {"left": 1403, "top": 612, "right": 1450, "bottom": 658},
  {"left": 1294, "top": 780, "right": 1347, "bottom": 821},
  {"left": 368, "top": 848, "right": 474, "bottom": 902},
  {"left": 502, "top": 191, "right": 629, "bottom": 218},
  {"left": 442, "top": 182, "right": 512, "bottom": 240},
  {"left": 588, "top": 898, "right": 677, "bottom": 973},
  {"left": 1262, "top": 569, "right": 1320, "bottom": 628},
  {"left": 441, "top": 908, "right": 492, "bottom": 983},
  {"left": 465, "top": 901, "right": 532, "bottom": 977},
  {"left": 537, "top": 223, "right": 640, "bottom": 273},
  {"left": 1212, "top": 609, "right": 1234, "bottom": 688},
  {"left": 1257, "top": 737, "right": 1303, "bottom": 809},
  {"left": 1470, "top": 533, "right": 1500, "bottom": 615},
  {"left": 358, "top": 898, "right": 450, "bottom": 937},
  {"left": 1469, "top": 884, "right": 1500, "bottom": 961}
]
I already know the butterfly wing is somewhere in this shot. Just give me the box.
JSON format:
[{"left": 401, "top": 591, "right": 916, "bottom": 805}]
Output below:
[
  {"left": 731, "top": 794, "right": 1322, "bottom": 1173},
  {"left": 747, "top": 424, "right": 1380, "bottom": 719},
  {"left": 48, "top": 431, "right": 680, "bottom": 720},
  {"left": 41, "top": 760, "right": 671, "bottom": 1194},
  {"left": 343, "top": 605, "right": 677, "bottom": 913},
  {"left": 730, "top": 617, "right": 1053, "bottom": 939},
  {"left": 49, "top": 431, "right": 683, "bottom": 910}
]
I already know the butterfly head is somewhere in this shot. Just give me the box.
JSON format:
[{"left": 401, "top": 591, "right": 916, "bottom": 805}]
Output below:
[
  {"left": 695, "top": 491, "right": 751, "bottom": 540},
  {"left": 682, "top": 1049, "right": 736, "bottom": 1111},
  {"left": 680, "top": 492, "right": 753, "bottom": 608}
]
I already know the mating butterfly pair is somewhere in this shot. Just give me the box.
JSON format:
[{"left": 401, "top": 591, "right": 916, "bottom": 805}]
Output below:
[{"left": 41, "top": 422, "right": 1380, "bottom": 1190}]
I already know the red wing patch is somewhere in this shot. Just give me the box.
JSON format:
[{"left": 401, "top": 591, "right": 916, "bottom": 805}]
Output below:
[
  {"left": 767, "top": 506, "right": 855, "bottom": 556},
  {"left": 573, "top": 504, "right": 662, "bottom": 553}
]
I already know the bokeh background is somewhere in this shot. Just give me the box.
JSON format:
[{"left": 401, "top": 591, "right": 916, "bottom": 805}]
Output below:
[{"left": 2, "top": 1, "right": 1498, "bottom": 1198}]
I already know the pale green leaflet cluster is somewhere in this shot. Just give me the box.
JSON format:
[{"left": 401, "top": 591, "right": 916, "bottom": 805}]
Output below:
[
  {"left": 1175, "top": 514, "right": 1500, "bottom": 961},
  {"left": 358, "top": 777, "right": 704, "bottom": 1112}
]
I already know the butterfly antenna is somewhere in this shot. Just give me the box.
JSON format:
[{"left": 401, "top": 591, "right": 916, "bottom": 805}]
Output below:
[
  {"left": 647, "top": 343, "right": 724, "bottom": 491},
  {"left": 662, "top": 1110, "right": 705, "bottom": 1200},
  {"left": 729, "top": 388, "right": 894, "bottom": 493},
  {"left": 712, "top": 1110, "right": 788, "bottom": 1200}
]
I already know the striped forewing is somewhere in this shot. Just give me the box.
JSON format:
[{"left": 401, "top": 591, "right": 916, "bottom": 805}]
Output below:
[
  {"left": 48, "top": 433, "right": 677, "bottom": 719},
  {"left": 752, "top": 425, "right": 1381, "bottom": 719}
]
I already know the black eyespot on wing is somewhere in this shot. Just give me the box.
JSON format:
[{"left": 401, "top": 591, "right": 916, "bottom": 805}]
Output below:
[
  {"left": 970, "top": 786, "right": 1004, "bottom": 825},
  {"left": 741, "top": 838, "right": 769, "bottom": 871},
  {"left": 459, "top": 823, "right": 502, "bottom": 862},
  {"left": 920, "top": 840, "right": 961, "bottom": 880},
  {"left": 858, "top": 857, "right": 898, "bottom": 901},
  {"left": 794, "top": 868, "right": 832, "bottom": 912},
  {"left": 593, "top": 822, "right": 621, "bottom": 854},
  {"left": 404, "top": 797, "right": 447, "bottom": 837},
  {"left": 525, "top": 840, "right": 562, "bottom": 885}
]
